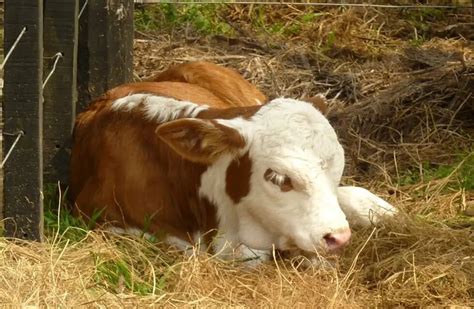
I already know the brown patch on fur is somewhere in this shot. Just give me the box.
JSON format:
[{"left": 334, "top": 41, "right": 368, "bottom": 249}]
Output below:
[
  {"left": 302, "top": 95, "right": 328, "bottom": 115},
  {"left": 199, "top": 105, "right": 263, "bottom": 120},
  {"left": 225, "top": 152, "right": 252, "bottom": 204}
]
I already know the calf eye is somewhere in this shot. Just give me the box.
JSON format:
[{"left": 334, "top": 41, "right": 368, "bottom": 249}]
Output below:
[{"left": 264, "top": 169, "right": 293, "bottom": 192}]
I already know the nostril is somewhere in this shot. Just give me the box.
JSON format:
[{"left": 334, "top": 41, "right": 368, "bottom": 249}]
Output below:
[
  {"left": 323, "top": 229, "right": 352, "bottom": 251},
  {"left": 323, "top": 233, "right": 338, "bottom": 247}
]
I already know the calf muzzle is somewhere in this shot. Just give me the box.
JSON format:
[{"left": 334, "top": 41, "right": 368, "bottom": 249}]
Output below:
[{"left": 323, "top": 228, "right": 351, "bottom": 252}]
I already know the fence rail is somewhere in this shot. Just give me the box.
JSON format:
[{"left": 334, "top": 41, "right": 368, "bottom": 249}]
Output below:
[
  {"left": 1, "top": 0, "right": 134, "bottom": 241},
  {"left": 3, "top": 0, "right": 44, "bottom": 241}
]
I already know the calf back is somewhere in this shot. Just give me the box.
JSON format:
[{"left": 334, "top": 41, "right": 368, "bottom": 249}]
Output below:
[{"left": 149, "top": 61, "right": 268, "bottom": 107}]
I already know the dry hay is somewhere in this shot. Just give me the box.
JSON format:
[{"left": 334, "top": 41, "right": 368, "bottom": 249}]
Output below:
[
  {"left": 133, "top": 5, "right": 473, "bottom": 181},
  {"left": 0, "top": 4, "right": 473, "bottom": 307},
  {"left": 0, "top": 209, "right": 472, "bottom": 307}
]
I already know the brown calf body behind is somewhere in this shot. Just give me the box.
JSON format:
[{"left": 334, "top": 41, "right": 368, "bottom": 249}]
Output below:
[
  {"left": 149, "top": 61, "right": 268, "bottom": 107},
  {"left": 70, "top": 62, "right": 268, "bottom": 245}
]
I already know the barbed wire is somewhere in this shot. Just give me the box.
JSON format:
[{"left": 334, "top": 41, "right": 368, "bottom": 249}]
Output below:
[
  {"left": 0, "top": 27, "right": 27, "bottom": 71},
  {"left": 1, "top": 28, "right": 63, "bottom": 169},
  {"left": 1, "top": 27, "right": 28, "bottom": 170},
  {"left": 133, "top": 0, "right": 473, "bottom": 9},
  {"left": 43, "top": 52, "right": 63, "bottom": 88},
  {"left": 78, "top": 0, "right": 88, "bottom": 19},
  {"left": 1, "top": 132, "right": 24, "bottom": 169}
]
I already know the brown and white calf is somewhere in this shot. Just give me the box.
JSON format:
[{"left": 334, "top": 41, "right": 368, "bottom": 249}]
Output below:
[{"left": 70, "top": 61, "right": 396, "bottom": 265}]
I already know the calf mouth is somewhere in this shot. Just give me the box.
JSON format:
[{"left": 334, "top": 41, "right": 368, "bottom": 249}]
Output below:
[{"left": 277, "top": 235, "right": 349, "bottom": 256}]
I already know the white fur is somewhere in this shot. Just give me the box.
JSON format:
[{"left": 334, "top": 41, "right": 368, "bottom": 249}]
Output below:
[
  {"left": 240, "top": 99, "right": 349, "bottom": 252},
  {"left": 199, "top": 154, "right": 242, "bottom": 257},
  {"left": 165, "top": 235, "right": 205, "bottom": 257},
  {"left": 111, "top": 93, "right": 208, "bottom": 123},
  {"left": 105, "top": 226, "right": 155, "bottom": 240},
  {"left": 165, "top": 235, "right": 193, "bottom": 250},
  {"left": 106, "top": 227, "right": 208, "bottom": 257},
  {"left": 198, "top": 98, "right": 351, "bottom": 262},
  {"left": 337, "top": 186, "right": 398, "bottom": 227}
]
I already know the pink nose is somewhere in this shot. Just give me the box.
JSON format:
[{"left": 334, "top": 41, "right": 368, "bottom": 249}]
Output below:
[{"left": 323, "top": 228, "right": 352, "bottom": 251}]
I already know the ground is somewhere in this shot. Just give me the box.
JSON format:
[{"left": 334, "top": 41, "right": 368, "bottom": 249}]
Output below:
[{"left": 0, "top": 3, "right": 473, "bottom": 307}]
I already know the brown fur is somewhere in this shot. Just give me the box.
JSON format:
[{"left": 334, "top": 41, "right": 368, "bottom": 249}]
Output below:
[
  {"left": 102, "top": 81, "right": 229, "bottom": 107},
  {"left": 302, "top": 95, "right": 328, "bottom": 115},
  {"left": 71, "top": 100, "right": 216, "bottom": 242},
  {"left": 225, "top": 152, "right": 252, "bottom": 204},
  {"left": 149, "top": 61, "right": 268, "bottom": 107}
]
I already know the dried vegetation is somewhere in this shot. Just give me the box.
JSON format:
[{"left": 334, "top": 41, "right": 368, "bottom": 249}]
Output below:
[{"left": 1, "top": 3, "right": 473, "bottom": 307}]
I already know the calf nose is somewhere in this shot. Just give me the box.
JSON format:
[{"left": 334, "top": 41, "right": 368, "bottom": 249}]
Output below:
[{"left": 323, "top": 228, "right": 351, "bottom": 251}]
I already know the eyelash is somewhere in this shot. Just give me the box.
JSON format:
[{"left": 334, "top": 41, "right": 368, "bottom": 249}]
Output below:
[{"left": 264, "top": 169, "right": 293, "bottom": 192}]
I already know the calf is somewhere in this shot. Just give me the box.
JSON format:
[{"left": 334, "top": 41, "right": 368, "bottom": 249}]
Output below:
[{"left": 70, "top": 62, "right": 396, "bottom": 265}]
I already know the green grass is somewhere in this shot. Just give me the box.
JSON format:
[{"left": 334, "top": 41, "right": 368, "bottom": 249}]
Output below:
[
  {"left": 133, "top": 4, "right": 328, "bottom": 39},
  {"left": 397, "top": 152, "right": 474, "bottom": 227},
  {"left": 90, "top": 225, "right": 176, "bottom": 296},
  {"left": 398, "top": 152, "right": 474, "bottom": 191},
  {"left": 94, "top": 256, "right": 165, "bottom": 295},
  {"left": 404, "top": 7, "right": 446, "bottom": 45},
  {"left": 43, "top": 184, "right": 91, "bottom": 242},
  {"left": 134, "top": 4, "right": 234, "bottom": 36},
  {"left": 250, "top": 7, "right": 325, "bottom": 38}
]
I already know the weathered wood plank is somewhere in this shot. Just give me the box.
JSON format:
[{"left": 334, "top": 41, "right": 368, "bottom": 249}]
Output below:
[
  {"left": 43, "top": 0, "right": 79, "bottom": 184},
  {"left": 77, "top": 0, "right": 134, "bottom": 112},
  {"left": 3, "top": 0, "right": 44, "bottom": 241}
]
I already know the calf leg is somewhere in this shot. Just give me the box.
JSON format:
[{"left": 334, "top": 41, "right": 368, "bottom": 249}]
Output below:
[
  {"left": 212, "top": 232, "right": 271, "bottom": 268},
  {"left": 337, "top": 186, "right": 397, "bottom": 227}
]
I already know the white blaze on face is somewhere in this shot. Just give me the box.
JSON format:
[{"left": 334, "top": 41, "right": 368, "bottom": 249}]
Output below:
[{"left": 212, "top": 98, "right": 349, "bottom": 252}]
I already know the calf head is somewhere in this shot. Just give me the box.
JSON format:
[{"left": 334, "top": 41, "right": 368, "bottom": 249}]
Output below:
[{"left": 157, "top": 98, "right": 350, "bottom": 253}]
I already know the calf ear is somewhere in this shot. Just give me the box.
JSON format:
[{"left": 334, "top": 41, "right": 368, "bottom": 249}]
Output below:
[
  {"left": 302, "top": 94, "right": 328, "bottom": 115},
  {"left": 156, "top": 118, "right": 246, "bottom": 164}
]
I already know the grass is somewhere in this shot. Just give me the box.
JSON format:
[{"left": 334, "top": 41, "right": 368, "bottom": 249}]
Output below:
[
  {"left": 398, "top": 152, "right": 474, "bottom": 191},
  {"left": 0, "top": 181, "right": 470, "bottom": 306},
  {"left": 43, "top": 184, "right": 89, "bottom": 241},
  {"left": 133, "top": 4, "right": 329, "bottom": 40},
  {"left": 93, "top": 247, "right": 169, "bottom": 296},
  {"left": 134, "top": 4, "right": 234, "bottom": 36}
]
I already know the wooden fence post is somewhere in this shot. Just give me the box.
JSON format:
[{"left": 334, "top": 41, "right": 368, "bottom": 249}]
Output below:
[
  {"left": 3, "top": 0, "right": 44, "bottom": 241},
  {"left": 77, "top": 0, "right": 134, "bottom": 112},
  {"left": 43, "top": 0, "right": 79, "bottom": 184}
]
